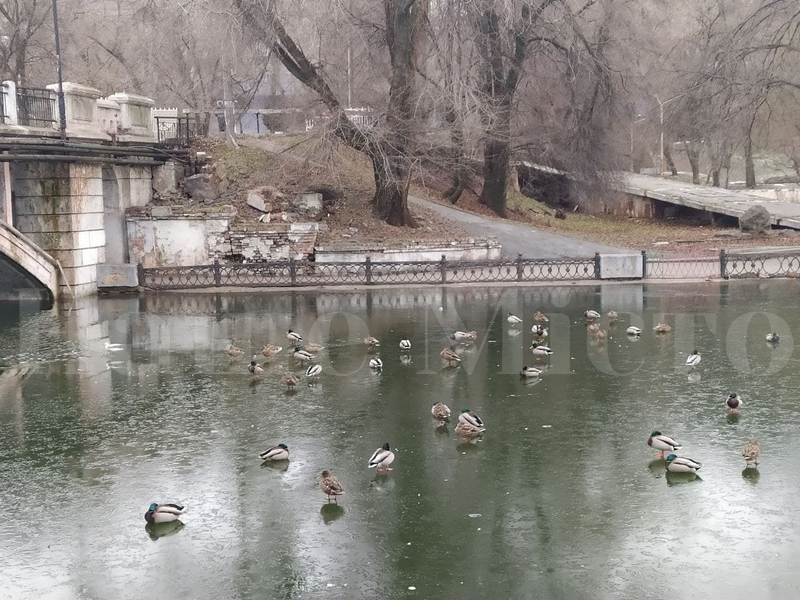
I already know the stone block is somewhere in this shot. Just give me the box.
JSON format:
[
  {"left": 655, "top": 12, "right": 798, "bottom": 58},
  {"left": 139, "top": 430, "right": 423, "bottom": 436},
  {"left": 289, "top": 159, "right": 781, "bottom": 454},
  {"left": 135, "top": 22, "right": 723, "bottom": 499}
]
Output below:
[
  {"left": 246, "top": 186, "right": 285, "bottom": 213},
  {"left": 739, "top": 205, "right": 771, "bottom": 233},
  {"left": 14, "top": 213, "right": 104, "bottom": 233},
  {"left": 153, "top": 161, "right": 183, "bottom": 196},
  {"left": 129, "top": 177, "right": 153, "bottom": 207},
  {"left": 151, "top": 206, "right": 173, "bottom": 217},
  {"left": 183, "top": 174, "right": 218, "bottom": 203},
  {"left": 289, "top": 222, "right": 320, "bottom": 234},
  {"left": 61, "top": 263, "right": 99, "bottom": 286},
  {"left": 599, "top": 253, "right": 643, "bottom": 279},
  {"left": 295, "top": 192, "right": 323, "bottom": 216},
  {"left": 14, "top": 195, "right": 104, "bottom": 216},
  {"left": 96, "top": 264, "right": 139, "bottom": 290}
]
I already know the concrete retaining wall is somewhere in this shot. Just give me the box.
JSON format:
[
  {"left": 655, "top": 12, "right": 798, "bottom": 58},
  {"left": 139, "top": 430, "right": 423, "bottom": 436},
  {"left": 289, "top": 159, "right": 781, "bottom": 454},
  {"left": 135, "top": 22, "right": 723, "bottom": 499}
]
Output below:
[{"left": 314, "top": 241, "right": 502, "bottom": 264}]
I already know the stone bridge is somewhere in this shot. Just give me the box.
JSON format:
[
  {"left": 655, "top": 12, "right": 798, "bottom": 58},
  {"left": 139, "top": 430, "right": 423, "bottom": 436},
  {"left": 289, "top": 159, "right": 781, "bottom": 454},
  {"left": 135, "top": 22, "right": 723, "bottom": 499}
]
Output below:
[
  {"left": 0, "top": 79, "right": 187, "bottom": 302},
  {"left": 0, "top": 221, "right": 59, "bottom": 304}
]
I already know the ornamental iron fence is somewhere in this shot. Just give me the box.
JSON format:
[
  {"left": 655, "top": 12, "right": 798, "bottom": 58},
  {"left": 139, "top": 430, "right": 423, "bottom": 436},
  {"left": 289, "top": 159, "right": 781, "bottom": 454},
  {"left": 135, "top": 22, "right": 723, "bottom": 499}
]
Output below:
[
  {"left": 139, "top": 255, "right": 599, "bottom": 290},
  {"left": 138, "top": 249, "right": 800, "bottom": 290},
  {"left": 724, "top": 250, "right": 800, "bottom": 279}
]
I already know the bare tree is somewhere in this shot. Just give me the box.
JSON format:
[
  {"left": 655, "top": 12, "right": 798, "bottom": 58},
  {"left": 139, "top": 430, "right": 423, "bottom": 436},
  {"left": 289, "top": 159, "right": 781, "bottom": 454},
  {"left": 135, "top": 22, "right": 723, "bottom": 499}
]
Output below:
[
  {"left": 0, "top": 0, "right": 51, "bottom": 85},
  {"left": 235, "top": 0, "right": 427, "bottom": 226}
]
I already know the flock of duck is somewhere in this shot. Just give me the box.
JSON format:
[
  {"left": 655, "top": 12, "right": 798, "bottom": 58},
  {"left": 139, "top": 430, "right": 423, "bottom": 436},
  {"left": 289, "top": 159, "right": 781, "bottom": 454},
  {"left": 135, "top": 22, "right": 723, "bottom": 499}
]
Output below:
[{"left": 145, "top": 308, "right": 775, "bottom": 526}]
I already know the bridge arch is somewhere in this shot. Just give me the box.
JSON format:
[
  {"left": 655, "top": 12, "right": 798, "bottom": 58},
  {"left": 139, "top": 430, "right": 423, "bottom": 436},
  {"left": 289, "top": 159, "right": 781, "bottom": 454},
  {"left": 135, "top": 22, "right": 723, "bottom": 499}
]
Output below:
[{"left": 0, "top": 222, "right": 59, "bottom": 306}]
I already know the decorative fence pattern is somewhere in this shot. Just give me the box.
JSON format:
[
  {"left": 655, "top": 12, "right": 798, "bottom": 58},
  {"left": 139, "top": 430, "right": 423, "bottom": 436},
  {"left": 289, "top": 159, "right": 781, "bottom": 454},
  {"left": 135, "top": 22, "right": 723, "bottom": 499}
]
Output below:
[
  {"left": 16, "top": 87, "right": 55, "bottom": 127},
  {"left": 645, "top": 256, "right": 721, "bottom": 280},
  {"left": 139, "top": 256, "right": 599, "bottom": 290},
  {"left": 138, "top": 250, "right": 800, "bottom": 290},
  {"left": 724, "top": 250, "right": 800, "bottom": 279}
]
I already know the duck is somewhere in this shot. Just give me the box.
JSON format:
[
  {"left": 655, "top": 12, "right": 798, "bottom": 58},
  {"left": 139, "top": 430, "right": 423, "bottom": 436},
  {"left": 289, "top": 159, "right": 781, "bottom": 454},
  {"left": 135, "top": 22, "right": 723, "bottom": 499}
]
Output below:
[
  {"left": 455, "top": 409, "right": 485, "bottom": 437},
  {"left": 261, "top": 344, "right": 283, "bottom": 359},
  {"left": 685, "top": 350, "right": 701, "bottom": 368},
  {"left": 287, "top": 329, "right": 303, "bottom": 343},
  {"left": 647, "top": 431, "right": 681, "bottom": 458},
  {"left": 259, "top": 443, "right": 289, "bottom": 462},
  {"left": 293, "top": 347, "right": 314, "bottom": 361},
  {"left": 305, "top": 364, "right": 322, "bottom": 379},
  {"left": 283, "top": 373, "right": 299, "bottom": 391},
  {"left": 399, "top": 339, "right": 412, "bottom": 351},
  {"left": 726, "top": 393, "right": 742, "bottom": 412},
  {"left": 520, "top": 365, "right": 542, "bottom": 378},
  {"left": 587, "top": 323, "right": 601, "bottom": 335},
  {"left": 367, "top": 442, "right": 395, "bottom": 473},
  {"left": 144, "top": 503, "right": 184, "bottom": 524},
  {"left": 766, "top": 332, "right": 780, "bottom": 344},
  {"left": 626, "top": 326, "right": 642, "bottom": 337},
  {"left": 431, "top": 401, "right": 451, "bottom": 421},
  {"left": 531, "top": 324, "right": 548, "bottom": 337},
  {"left": 363, "top": 336, "right": 380, "bottom": 348},
  {"left": 226, "top": 344, "right": 244, "bottom": 358},
  {"left": 584, "top": 309, "right": 601, "bottom": 321},
  {"left": 654, "top": 323, "right": 672, "bottom": 334},
  {"left": 369, "top": 357, "right": 383, "bottom": 370},
  {"left": 606, "top": 310, "right": 619, "bottom": 322},
  {"left": 304, "top": 342, "right": 324, "bottom": 353},
  {"left": 458, "top": 409, "right": 485, "bottom": 428},
  {"left": 440, "top": 346, "right": 462, "bottom": 367},
  {"left": 451, "top": 330, "right": 478, "bottom": 343},
  {"left": 507, "top": 312, "right": 523, "bottom": 325},
  {"left": 742, "top": 440, "right": 761, "bottom": 467},
  {"left": 664, "top": 453, "right": 702, "bottom": 474},
  {"left": 320, "top": 470, "right": 344, "bottom": 502},
  {"left": 530, "top": 342, "right": 553, "bottom": 357},
  {"left": 248, "top": 355, "right": 264, "bottom": 376},
  {"left": 533, "top": 310, "right": 549, "bottom": 324}
]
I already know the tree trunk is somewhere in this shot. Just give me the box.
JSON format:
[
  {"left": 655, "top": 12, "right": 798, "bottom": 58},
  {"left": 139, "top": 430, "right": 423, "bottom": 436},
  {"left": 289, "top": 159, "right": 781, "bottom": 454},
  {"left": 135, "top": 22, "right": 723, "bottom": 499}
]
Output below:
[
  {"left": 480, "top": 101, "right": 511, "bottom": 216},
  {"left": 371, "top": 151, "right": 414, "bottom": 225},
  {"left": 683, "top": 142, "right": 700, "bottom": 184},
  {"left": 744, "top": 134, "right": 756, "bottom": 188},
  {"left": 663, "top": 143, "right": 678, "bottom": 176},
  {"left": 791, "top": 156, "right": 800, "bottom": 180}
]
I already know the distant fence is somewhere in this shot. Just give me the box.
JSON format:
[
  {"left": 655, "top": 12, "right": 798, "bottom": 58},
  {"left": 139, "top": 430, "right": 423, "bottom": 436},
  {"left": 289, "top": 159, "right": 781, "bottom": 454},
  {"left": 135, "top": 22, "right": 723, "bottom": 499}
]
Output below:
[
  {"left": 154, "top": 115, "right": 197, "bottom": 146},
  {"left": 138, "top": 249, "right": 800, "bottom": 290}
]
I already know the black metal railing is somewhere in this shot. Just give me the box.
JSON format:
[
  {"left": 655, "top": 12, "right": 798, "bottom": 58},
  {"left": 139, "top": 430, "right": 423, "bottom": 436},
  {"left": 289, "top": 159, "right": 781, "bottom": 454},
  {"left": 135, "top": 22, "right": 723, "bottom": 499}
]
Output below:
[
  {"left": 16, "top": 87, "right": 55, "bottom": 127},
  {"left": 724, "top": 250, "right": 800, "bottom": 279},
  {"left": 139, "top": 255, "right": 599, "bottom": 290},
  {"left": 138, "top": 249, "right": 800, "bottom": 290},
  {"left": 645, "top": 255, "right": 721, "bottom": 280},
  {"left": 154, "top": 115, "right": 197, "bottom": 146}
]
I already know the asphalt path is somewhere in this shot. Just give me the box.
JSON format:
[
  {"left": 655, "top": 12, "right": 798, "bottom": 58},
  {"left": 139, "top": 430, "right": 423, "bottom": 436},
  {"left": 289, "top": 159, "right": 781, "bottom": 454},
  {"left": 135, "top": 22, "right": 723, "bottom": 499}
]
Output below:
[{"left": 410, "top": 196, "right": 624, "bottom": 258}]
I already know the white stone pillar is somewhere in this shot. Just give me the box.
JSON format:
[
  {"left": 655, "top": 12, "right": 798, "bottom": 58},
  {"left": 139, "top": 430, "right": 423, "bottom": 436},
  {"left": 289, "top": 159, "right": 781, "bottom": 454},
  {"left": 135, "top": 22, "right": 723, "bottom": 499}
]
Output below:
[{"left": 2, "top": 80, "right": 18, "bottom": 125}]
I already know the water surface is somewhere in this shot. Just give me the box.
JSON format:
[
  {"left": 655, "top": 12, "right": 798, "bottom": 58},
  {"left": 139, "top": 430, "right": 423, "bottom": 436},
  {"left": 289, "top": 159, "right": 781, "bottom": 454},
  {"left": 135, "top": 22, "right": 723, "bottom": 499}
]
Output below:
[{"left": 1, "top": 281, "right": 799, "bottom": 599}]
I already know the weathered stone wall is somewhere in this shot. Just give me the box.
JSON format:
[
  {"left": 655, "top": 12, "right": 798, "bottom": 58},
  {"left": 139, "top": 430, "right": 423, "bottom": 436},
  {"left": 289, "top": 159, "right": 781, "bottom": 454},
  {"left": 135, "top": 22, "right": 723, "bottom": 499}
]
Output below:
[
  {"left": 127, "top": 215, "right": 229, "bottom": 267},
  {"left": 218, "top": 225, "right": 317, "bottom": 262},
  {"left": 13, "top": 161, "right": 106, "bottom": 296},
  {"left": 126, "top": 211, "right": 318, "bottom": 267}
]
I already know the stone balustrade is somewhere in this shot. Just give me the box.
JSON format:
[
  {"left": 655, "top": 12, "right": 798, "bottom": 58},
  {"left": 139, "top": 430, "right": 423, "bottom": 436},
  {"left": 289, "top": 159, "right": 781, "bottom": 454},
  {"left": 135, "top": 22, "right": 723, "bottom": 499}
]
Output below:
[{"left": 0, "top": 80, "right": 156, "bottom": 142}]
